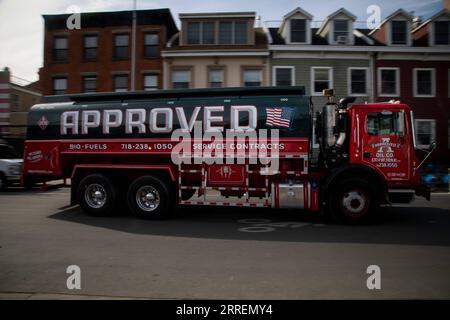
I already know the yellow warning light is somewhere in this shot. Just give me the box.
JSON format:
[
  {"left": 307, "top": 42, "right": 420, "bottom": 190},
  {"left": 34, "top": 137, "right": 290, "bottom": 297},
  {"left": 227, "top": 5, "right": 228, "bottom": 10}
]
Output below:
[{"left": 148, "top": 146, "right": 152, "bottom": 150}]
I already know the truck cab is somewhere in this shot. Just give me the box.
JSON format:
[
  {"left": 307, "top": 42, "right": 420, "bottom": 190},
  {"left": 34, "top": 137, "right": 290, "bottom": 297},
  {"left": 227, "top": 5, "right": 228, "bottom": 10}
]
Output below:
[{"left": 317, "top": 96, "right": 431, "bottom": 224}]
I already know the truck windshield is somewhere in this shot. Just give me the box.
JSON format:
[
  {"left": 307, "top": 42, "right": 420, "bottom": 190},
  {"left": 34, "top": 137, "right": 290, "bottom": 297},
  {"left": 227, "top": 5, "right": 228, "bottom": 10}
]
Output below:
[
  {"left": 367, "top": 112, "right": 401, "bottom": 135},
  {"left": 0, "top": 145, "right": 19, "bottom": 159}
]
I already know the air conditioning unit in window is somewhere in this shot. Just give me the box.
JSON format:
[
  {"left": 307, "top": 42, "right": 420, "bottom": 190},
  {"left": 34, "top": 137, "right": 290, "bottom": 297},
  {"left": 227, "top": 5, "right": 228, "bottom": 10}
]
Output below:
[{"left": 336, "top": 35, "right": 348, "bottom": 44}]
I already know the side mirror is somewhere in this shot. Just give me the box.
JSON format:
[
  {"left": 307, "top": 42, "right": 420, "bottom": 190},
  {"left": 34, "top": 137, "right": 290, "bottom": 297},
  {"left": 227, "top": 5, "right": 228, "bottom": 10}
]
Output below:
[{"left": 429, "top": 141, "right": 437, "bottom": 152}]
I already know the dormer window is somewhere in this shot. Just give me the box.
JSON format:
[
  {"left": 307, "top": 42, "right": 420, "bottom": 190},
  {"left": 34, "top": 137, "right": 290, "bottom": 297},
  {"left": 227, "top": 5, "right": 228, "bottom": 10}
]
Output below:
[
  {"left": 334, "top": 20, "right": 349, "bottom": 43},
  {"left": 391, "top": 20, "right": 408, "bottom": 44},
  {"left": 187, "top": 22, "right": 201, "bottom": 44},
  {"left": 290, "top": 19, "right": 306, "bottom": 43},
  {"left": 434, "top": 21, "right": 450, "bottom": 45}
]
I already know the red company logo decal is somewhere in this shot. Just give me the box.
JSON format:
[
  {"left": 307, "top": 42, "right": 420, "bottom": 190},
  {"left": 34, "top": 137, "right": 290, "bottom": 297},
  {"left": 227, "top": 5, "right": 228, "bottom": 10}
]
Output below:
[{"left": 38, "top": 116, "right": 49, "bottom": 130}]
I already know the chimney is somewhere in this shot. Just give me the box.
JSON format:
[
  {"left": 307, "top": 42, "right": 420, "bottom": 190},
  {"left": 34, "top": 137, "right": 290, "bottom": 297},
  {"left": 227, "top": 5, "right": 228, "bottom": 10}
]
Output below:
[{"left": 444, "top": 0, "right": 450, "bottom": 11}]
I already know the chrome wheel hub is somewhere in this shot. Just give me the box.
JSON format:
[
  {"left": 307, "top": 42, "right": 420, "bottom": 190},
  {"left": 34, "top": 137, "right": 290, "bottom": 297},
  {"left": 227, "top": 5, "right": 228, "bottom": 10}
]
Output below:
[
  {"left": 85, "top": 184, "right": 107, "bottom": 209},
  {"left": 136, "top": 186, "right": 160, "bottom": 212},
  {"left": 342, "top": 191, "right": 366, "bottom": 215}
]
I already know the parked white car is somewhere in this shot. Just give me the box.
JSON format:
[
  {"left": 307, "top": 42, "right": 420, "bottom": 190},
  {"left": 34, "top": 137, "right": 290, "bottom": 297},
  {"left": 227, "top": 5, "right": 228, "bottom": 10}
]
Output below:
[{"left": 0, "top": 144, "right": 23, "bottom": 190}]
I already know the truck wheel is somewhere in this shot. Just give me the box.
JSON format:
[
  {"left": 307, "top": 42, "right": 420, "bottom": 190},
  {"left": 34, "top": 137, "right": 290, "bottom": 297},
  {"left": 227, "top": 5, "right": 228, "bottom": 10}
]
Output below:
[
  {"left": 0, "top": 175, "right": 6, "bottom": 191},
  {"left": 329, "top": 178, "right": 378, "bottom": 224},
  {"left": 127, "top": 175, "right": 172, "bottom": 220},
  {"left": 77, "top": 174, "right": 117, "bottom": 216}
]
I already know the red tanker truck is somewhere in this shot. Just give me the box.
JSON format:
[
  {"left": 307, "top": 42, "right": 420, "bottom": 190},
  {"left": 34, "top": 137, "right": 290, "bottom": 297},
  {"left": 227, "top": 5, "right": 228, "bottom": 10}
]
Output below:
[{"left": 22, "top": 87, "right": 431, "bottom": 224}]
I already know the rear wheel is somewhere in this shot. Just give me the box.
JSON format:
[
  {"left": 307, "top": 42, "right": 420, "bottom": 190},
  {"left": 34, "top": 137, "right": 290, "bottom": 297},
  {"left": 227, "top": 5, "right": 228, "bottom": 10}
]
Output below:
[
  {"left": 329, "top": 178, "right": 378, "bottom": 224},
  {"left": 127, "top": 175, "right": 172, "bottom": 220},
  {"left": 77, "top": 174, "right": 117, "bottom": 216}
]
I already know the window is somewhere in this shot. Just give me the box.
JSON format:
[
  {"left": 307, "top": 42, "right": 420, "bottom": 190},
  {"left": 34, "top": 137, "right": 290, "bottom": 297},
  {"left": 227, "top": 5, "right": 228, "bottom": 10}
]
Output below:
[
  {"left": 113, "top": 75, "right": 128, "bottom": 92},
  {"left": 219, "top": 22, "right": 233, "bottom": 44},
  {"left": 203, "top": 22, "right": 215, "bottom": 44},
  {"left": 53, "top": 36, "right": 68, "bottom": 62},
  {"left": 83, "top": 35, "right": 97, "bottom": 60},
  {"left": 234, "top": 21, "right": 248, "bottom": 44},
  {"left": 187, "top": 22, "right": 201, "bottom": 44},
  {"left": 434, "top": 21, "right": 450, "bottom": 45},
  {"left": 172, "top": 70, "right": 191, "bottom": 89},
  {"left": 367, "top": 112, "right": 402, "bottom": 135},
  {"left": 143, "top": 74, "right": 158, "bottom": 91},
  {"left": 144, "top": 32, "right": 159, "bottom": 58},
  {"left": 413, "top": 68, "right": 435, "bottom": 97},
  {"left": 243, "top": 69, "right": 262, "bottom": 87},
  {"left": 113, "top": 34, "right": 129, "bottom": 60},
  {"left": 348, "top": 68, "right": 368, "bottom": 96},
  {"left": 208, "top": 69, "right": 224, "bottom": 88},
  {"left": 415, "top": 119, "right": 436, "bottom": 148},
  {"left": 290, "top": 19, "right": 306, "bottom": 43},
  {"left": 273, "top": 66, "right": 294, "bottom": 86},
  {"left": 378, "top": 68, "right": 399, "bottom": 97},
  {"left": 53, "top": 77, "right": 67, "bottom": 95},
  {"left": 311, "top": 67, "right": 332, "bottom": 96},
  {"left": 186, "top": 22, "right": 215, "bottom": 45},
  {"left": 334, "top": 20, "right": 349, "bottom": 43},
  {"left": 391, "top": 21, "right": 408, "bottom": 45},
  {"left": 82, "top": 76, "right": 96, "bottom": 93}
]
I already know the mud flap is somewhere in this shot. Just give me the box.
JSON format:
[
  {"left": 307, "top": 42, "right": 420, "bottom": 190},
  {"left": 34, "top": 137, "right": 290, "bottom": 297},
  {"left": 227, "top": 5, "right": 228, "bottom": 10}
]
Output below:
[{"left": 415, "top": 184, "right": 431, "bottom": 201}]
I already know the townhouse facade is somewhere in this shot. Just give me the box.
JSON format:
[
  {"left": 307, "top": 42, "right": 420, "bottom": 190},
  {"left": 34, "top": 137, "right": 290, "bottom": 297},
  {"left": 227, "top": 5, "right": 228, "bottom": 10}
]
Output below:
[
  {"left": 39, "top": 9, "right": 178, "bottom": 95},
  {"left": 269, "top": 7, "right": 450, "bottom": 164},
  {"left": 162, "top": 12, "right": 270, "bottom": 89}
]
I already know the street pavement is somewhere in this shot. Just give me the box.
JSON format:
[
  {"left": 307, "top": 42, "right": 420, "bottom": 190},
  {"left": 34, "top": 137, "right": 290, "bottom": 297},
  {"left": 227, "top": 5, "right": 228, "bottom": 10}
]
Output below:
[{"left": 0, "top": 187, "right": 449, "bottom": 299}]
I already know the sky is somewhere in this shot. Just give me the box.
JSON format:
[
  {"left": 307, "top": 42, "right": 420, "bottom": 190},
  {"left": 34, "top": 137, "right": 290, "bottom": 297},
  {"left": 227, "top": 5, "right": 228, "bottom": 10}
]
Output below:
[{"left": 0, "top": 0, "right": 444, "bottom": 83}]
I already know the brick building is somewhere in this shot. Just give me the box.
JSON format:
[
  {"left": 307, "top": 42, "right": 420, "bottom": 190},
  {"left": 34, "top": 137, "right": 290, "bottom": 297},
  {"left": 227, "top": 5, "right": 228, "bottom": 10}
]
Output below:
[
  {"left": 370, "top": 8, "right": 450, "bottom": 163},
  {"left": 39, "top": 9, "right": 178, "bottom": 95}
]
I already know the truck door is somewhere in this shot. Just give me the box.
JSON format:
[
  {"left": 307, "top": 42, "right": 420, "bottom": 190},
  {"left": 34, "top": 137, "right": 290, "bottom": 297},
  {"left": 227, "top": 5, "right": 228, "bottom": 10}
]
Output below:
[{"left": 357, "top": 108, "right": 410, "bottom": 181}]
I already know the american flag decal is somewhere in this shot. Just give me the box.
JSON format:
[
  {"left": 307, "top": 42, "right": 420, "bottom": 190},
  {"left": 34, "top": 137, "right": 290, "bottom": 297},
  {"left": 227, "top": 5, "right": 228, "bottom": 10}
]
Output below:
[{"left": 266, "top": 107, "right": 294, "bottom": 128}]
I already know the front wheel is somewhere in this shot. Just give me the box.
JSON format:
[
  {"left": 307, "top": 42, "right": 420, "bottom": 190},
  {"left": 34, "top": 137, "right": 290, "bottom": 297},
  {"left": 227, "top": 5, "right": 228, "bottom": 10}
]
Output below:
[
  {"left": 127, "top": 175, "right": 172, "bottom": 220},
  {"left": 329, "top": 179, "right": 378, "bottom": 224}
]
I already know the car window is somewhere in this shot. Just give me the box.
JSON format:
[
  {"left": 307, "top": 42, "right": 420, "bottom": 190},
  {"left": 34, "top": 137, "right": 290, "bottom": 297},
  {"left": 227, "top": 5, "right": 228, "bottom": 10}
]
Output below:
[{"left": 0, "top": 145, "right": 19, "bottom": 159}]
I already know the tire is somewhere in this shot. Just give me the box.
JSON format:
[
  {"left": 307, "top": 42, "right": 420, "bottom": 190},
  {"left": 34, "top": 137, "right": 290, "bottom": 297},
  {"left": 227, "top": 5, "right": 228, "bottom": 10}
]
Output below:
[
  {"left": 328, "top": 178, "right": 378, "bottom": 225},
  {"left": 77, "top": 174, "right": 117, "bottom": 216},
  {"left": 127, "top": 175, "right": 172, "bottom": 220},
  {"left": 0, "top": 174, "right": 6, "bottom": 191}
]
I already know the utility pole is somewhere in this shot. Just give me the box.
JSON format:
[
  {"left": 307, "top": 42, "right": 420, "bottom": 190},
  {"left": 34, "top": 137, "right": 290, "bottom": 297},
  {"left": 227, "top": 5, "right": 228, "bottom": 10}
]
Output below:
[{"left": 131, "top": 0, "right": 137, "bottom": 91}]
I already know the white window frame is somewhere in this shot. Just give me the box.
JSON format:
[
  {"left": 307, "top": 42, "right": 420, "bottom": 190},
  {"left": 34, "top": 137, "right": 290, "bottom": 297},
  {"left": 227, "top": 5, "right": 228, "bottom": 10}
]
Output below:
[
  {"left": 172, "top": 69, "right": 191, "bottom": 89},
  {"left": 311, "top": 67, "right": 333, "bottom": 96},
  {"left": 429, "top": 20, "right": 450, "bottom": 46},
  {"left": 377, "top": 67, "right": 400, "bottom": 97},
  {"left": 413, "top": 68, "right": 436, "bottom": 98},
  {"left": 272, "top": 66, "right": 295, "bottom": 86},
  {"left": 347, "top": 67, "right": 369, "bottom": 97},
  {"left": 414, "top": 119, "right": 436, "bottom": 149},
  {"left": 328, "top": 19, "right": 354, "bottom": 45},
  {"left": 388, "top": 20, "right": 411, "bottom": 46},
  {"left": 288, "top": 19, "right": 311, "bottom": 44}
]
